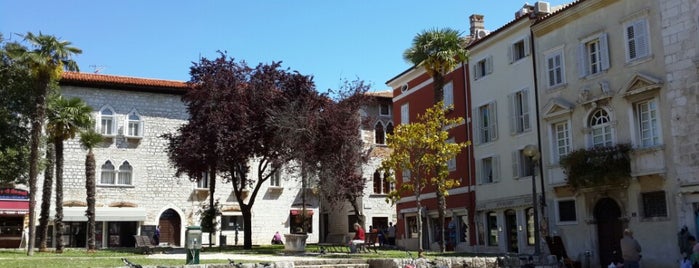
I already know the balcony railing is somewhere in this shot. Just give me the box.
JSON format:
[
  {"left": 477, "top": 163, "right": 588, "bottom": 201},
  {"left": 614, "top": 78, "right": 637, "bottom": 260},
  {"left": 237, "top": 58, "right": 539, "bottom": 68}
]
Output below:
[{"left": 560, "top": 144, "right": 632, "bottom": 189}]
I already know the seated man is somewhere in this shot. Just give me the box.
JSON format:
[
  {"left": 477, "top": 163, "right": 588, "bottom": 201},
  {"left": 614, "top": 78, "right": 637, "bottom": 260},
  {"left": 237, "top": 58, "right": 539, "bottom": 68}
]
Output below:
[{"left": 348, "top": 223, "right": 365, "bottom": 253}]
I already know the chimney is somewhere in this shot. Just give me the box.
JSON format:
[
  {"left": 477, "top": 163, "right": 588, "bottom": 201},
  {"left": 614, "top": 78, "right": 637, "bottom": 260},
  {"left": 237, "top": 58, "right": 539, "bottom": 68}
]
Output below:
[{"left": 469, "top": 14, "right": 485, "bottom": 37}]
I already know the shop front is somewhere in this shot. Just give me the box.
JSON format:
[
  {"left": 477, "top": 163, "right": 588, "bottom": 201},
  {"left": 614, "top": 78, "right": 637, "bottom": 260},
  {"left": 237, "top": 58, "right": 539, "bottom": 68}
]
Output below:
[
  {"left": 52, "top": 207, "right": 145, "bottom": 248},
  {"left": 0, "top": 188, "right": 29, "bottom": 248}
]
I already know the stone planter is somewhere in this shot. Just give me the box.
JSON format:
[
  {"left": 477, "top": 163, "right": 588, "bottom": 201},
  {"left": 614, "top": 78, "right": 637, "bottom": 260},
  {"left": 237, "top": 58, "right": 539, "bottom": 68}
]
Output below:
[{"left": 283, "top": 234, "right": 308, "bottom": 253}]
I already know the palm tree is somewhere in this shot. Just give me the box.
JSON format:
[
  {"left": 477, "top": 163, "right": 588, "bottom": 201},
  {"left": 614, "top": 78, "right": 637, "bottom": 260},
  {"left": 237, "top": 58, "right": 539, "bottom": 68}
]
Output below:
[
  {"left": 46, "top": 96, "right": 92, "bottom": 253},
  {"left": 37, "top": 143, "right": 54, "bottom": 252},
  {"left": 5, "top": 32, "right": 81, "bottom": 255},
  {"left": 403, "top": 28, "right": 468, "bottom": 104},
  {"left": 79, "top": 129, "right": 102, "bottom": 252},
  {"left": 404, "top": 28, "right": 467, "bottom": 253}
]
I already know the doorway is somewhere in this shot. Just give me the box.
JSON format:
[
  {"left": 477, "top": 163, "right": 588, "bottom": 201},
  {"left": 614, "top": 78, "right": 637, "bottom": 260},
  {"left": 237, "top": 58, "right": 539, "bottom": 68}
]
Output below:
[
  {"left": 505, "top": 210, "right": 518, "bottom": 253},
  {"left": 594, "top": 198, "right": 623, "bottom": 266},
  {"left": 158, "top": 209, "right": 181, "bottom": 246}
]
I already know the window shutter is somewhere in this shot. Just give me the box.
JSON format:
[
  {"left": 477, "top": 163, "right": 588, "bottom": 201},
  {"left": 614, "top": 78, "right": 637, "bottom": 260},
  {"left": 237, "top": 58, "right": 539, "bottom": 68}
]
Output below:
[
  {"left": 522, "top": 89, "right": 531, "bottom": 131},
  {"left": 489, "top": 102, "right": 498, "bottom": 141},
  {"left": 508, "top": 44, "right": 514, "bottom": 64},
  {"left": 475, "top": 159, "right": 482, "bottom": 184},
  {"left": 512, "top": 151, "right": 520, "bottom": 179},
  {"left": 444, "top": 82, "right": 454, "bottom": 108},
  {"left": 486, "top": 55, "right": 494, "bottom": 75},
  {"left": 635, "top": 20, "right": 649, "bottom": 58},
  {"left": 401, "top": 103, "right": 409, "bottom": 124},
  {"left": 577, "top": 43, "right": 587, "bottom": 78},
  {"left": 508, "top": 93, "right": 516, "bottom": 135},
  {"left": 472, "top": 108, "right": 480, "bottom": 145},
  {"left": 493, "top": 155, "right": 500, "bottom": 183},
  {"left": 474, "top": 63, "right": 482, "bottom": 80},
  {"left": 524, "top": 35, "right": 531, "bottom": 57},
  {"left": 599, "top": 33, "right": 610, "bottom": 71}
]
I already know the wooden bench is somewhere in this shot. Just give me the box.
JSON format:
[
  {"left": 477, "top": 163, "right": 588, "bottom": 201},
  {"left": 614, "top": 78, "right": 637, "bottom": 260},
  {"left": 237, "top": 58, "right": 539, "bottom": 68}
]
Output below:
[
  {"left": 359, "top": 232, "right": 379, "bottom": 253},
  {"left": 318, "top": 233, "right": 348, "bottom": 253},
  {"left": 133, "top": 235, "right": 154, "bottom": 254}
]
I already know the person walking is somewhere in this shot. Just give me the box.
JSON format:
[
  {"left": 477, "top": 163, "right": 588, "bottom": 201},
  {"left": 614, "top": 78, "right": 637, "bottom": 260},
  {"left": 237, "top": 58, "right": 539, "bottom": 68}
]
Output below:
[
  {"left": 619, "top": 228, "right": 641, "bottom": 268},
  {"left": 387, "top": 222, "right": 396, "bottom": 246},
  {"left": 153, "top": 225, "right": 161, "bottom": 246}
]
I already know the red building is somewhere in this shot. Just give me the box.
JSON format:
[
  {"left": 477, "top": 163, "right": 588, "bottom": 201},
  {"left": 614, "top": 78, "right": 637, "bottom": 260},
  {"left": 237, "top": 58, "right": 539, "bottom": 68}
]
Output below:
[{"left": 385, "top": 61, "right": 476, "bottom": 251}]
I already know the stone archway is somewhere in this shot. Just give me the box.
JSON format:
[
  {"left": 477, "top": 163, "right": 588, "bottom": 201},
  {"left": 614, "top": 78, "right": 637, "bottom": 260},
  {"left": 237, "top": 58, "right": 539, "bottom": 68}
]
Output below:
[
  {"left": 594, "top": 198, "right": 623, "bottom": 266},
  {"left": 158, "top": 209, "right": 181, "bottom": 246}
]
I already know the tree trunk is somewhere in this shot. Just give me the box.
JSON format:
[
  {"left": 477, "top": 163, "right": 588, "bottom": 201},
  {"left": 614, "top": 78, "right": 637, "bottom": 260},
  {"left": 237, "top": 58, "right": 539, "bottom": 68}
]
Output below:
[
  {"left": 242, "top": 204, "right": 252, "bottom": 250},
  {"left": 27, "top": 77, "right": 49, "bottom": 256},
  {"left": 208, "top": 166, "right": 215, "bottom": 248},
  {"left": 415, "top": 189, "right": 423, "bottom": 252},
  {"left": 38, "top": 143, "right": 54, "bottom": 252},
  {"left": 54, "top": 139, "right": 64, "bottom": 253},
  {"left": 86, "top": 150, "right": 96, "bottom": 251},
  {"left": 437, "top": 190, "right": 446, "bottom": 253},
  {"left": 433, "top": 74, "right": 445, "bottom": 105}
]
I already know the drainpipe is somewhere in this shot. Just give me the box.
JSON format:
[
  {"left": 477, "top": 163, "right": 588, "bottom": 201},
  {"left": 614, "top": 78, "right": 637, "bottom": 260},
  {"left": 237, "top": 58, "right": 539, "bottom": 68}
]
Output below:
[
  {"left": 463, "top": 60, "right": 478, "bottom": 247},
  {"left": 529, "top": 28, "right": 547, "bottom": 235}
]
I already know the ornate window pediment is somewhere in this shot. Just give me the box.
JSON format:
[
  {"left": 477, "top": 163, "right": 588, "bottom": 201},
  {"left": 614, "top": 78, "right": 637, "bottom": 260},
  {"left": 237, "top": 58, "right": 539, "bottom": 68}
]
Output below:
[
  {"left": 542, "top": 98, "right": 574, "bottom": 120},
  {"left": 621, "top": 73, "right": 662, "bottom": 99}
]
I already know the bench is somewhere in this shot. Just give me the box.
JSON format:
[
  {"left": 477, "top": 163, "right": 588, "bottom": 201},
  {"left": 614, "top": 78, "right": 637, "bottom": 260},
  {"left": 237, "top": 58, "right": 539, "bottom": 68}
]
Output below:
[
  {"left": 133, "top": 235, "right": 154, "bottom": 254},
  {"left": 358, "top": 232, "right": 379, "bottom": 253},
  {"left": 318, "top": 233, "right": 348, "bottom": 253}
]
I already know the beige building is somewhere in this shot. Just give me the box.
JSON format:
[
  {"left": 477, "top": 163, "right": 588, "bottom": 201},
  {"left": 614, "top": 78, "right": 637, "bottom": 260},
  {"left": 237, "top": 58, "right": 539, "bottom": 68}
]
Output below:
[{"left": 532, "top": 0, "right": 675, "bottom": 266}]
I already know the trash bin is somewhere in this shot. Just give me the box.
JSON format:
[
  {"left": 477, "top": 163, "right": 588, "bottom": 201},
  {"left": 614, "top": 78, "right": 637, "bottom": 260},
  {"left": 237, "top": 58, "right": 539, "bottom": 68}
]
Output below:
[
  {"left": 185, "top": 226, "right": 202, "bottom": 264},
  {"left": 220, "top": 234, "right": 227, "bottom": 246}
]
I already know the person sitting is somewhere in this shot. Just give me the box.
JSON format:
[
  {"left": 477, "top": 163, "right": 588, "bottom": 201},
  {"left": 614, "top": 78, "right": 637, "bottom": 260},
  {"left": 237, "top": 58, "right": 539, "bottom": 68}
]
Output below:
[
  {"left": 271, "top": 231, "right": 283, "bottom": 245},
  {"left": 348, "top": 223, "right": 365, "bottom": 253}
]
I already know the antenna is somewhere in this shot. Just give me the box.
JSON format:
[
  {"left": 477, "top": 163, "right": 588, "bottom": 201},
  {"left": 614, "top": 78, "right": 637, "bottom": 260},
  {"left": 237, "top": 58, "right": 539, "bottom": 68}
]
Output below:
[{"left": 89, "top": 65, "right": 106, "bottom": 74}]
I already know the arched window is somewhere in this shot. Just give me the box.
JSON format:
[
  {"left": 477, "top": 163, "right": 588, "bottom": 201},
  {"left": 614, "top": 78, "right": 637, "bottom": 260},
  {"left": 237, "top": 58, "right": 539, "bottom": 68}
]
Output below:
[
  {"left": 100, "top": 160, "right": 115, "bottom": 184},
  {"left": 99, "top": 106, "right": 116, "bottom": 136},
  {"left": 373, "top": 170, "right": 381, "bottom": 194},
  {"left": 386, "top": 122, "right": 394, "bottom": 136},
  {"left": 125, "top": 110, "right": 144, "bottom": 138},
  {"left": 118, "top": 161, "right": 133, "bottom": 185},
  {"left": 589, "top": 109, "right": 612, "bottom": 147},
  {"left": 374, "top": 122, "right": 385, "bottom": 144},
  {"left": 382, "top": 171, "right": 391, "bottom": 194}
]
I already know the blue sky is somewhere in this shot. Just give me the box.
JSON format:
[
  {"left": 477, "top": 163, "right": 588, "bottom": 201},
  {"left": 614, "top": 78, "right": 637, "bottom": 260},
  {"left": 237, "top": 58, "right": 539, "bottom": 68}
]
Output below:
[{"left": 2, "top": 0, "right": 571, "bottom": 92}]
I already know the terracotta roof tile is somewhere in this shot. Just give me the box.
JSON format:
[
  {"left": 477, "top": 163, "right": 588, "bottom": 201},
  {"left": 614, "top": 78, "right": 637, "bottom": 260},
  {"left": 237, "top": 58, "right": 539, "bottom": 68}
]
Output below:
[
  {"left": 365, "top": 90, "right": 393, "bottom": 99},
  {"left": 60, "top": 72, "right": 189, "bottom": 90}
]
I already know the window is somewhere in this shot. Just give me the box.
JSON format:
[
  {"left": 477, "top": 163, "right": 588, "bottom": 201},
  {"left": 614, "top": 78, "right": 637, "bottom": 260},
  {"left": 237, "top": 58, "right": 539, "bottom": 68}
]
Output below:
[
  {"left": 625, "top": 19, "right": 650, "bottom": 62},
  {"left": 636, "top": 99, "right": 660, "bottom": 148},
  {"left": 642, "top": 191, "right": 667, "bottom": 218},
  {"left": 270, "top": 169, "right": 281, "bottom": 187},
  {"left": 386, "top": 122, "right": 394, "bottom": 136},
  {"left": 125, "top": 110, "right": 143, "bottom": 138},
  {"left": 552, "top": 121, "right": 571, "bottom": 163},
  {"left": 401, "top": 103, "right": 409, "bottom": 124},
  {"left": 100, "top": 160, "right": 115, "bottom": 184},
  {"left": 117, "top": 161, "right": 132, "bottom": 185},
  {"left": 487, "top": 211, "right": 498, "bottom": 246},
  {"left": 402, "top": 169, "right": 411, "bottom": 183},
  {"left": 221, "top": 215, "right": 243, "bottom": 231},
  {"left": 99, "top": 107, "right": 116, "bottom": 136},
  {"left": 476, "top": 102, "right": 498, "bottom": 144},
  {"left": 546, "top": 50, "right": 565, "bottom": 87},
  {"left": 508, "top": 89, "right": 530, "bottom": 134},
  {"left": 196, "top": 172, "right": 209, "bottom": 189},
  {"left": 474, "top": 56, "right": 493, "bottom": 80},
  {"left": 510, "top": 37, "right": 530, "bottom": 63},
  {"left": 478, "top": 156, "right": 499, "bottom": 184},
  {"left": 290, "top": 210, "right": 313, "bottom": 234},
  {"left": 589, "top": 109, "right": 613, "bottom": 147},
  {"left": 380, "top": 103, "right": 391, "bottom": 116},
  {"left": 406, "top": 216, "right": 418, "bottom": 238},
  {"left": 578, "top": 33, "right": 609, "bottom": 77},
  {"left": 526, "top": 208, "right": 535, "bottom": 245},
  {"left": 374, "top": 122, "right": 385, "bottom": 144},
  {"left": 512, "top": 149, "right": 534, "bottom": 179},
  {"left": 557, "top": 199, "right": 577, "bottom": 223},
  {"left": 373, "top": 170, "right": 391, "bottom": 194},
  {"left": 443, "top": 81, "right": 454, "bottom": 109},
  {"left": 447, "top": 138, "right": 457, "bottom": 171}
]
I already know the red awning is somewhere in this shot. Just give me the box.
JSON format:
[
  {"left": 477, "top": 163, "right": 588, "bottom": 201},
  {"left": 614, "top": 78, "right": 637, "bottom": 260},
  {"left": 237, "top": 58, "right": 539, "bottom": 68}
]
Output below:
[
  {"left": 290, "top": 209, "right": 314, "bottom": 216},
  {"left": 0, "top": 200, "right": 29, "bottom": 214}
]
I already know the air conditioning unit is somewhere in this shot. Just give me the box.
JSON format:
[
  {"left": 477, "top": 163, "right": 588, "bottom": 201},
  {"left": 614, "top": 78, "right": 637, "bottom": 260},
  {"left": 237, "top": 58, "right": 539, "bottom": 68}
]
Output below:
[
  {"left": 475, "top": 29, "right": 490, "bottom": 39},
  {"left": 535, "top": 1, "right": 551, "bottom": 14},
  {"left": 400, "top": 84, "right": 409, "bottom": 92}
]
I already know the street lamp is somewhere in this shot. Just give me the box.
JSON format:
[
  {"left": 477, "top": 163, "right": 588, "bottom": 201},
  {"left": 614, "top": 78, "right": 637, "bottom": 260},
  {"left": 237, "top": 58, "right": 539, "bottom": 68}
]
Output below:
[{"left": 522, "top": 144, "right": 541, "bottom": 257}]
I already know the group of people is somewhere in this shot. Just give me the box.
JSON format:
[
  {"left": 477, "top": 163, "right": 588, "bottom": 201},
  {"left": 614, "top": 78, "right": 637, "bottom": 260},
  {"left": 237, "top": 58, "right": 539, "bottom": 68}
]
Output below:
[{"left": 347, "top": 222, "right": 396, "bottom": 253}]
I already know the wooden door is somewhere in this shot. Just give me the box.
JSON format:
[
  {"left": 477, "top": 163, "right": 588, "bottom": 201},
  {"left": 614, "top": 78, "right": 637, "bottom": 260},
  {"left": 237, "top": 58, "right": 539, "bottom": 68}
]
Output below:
[
  {"left": 594, "top": 198, "right": 623, "bottom": 266},
  {"left": 158, "top": 209, "right": 181, "bottom": 246}
]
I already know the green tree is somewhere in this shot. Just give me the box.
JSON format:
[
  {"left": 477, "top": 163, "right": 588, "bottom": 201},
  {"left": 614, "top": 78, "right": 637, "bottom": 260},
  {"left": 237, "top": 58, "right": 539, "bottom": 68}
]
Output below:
[
  {"left": 4, "top": 32, "right": 81, "bottom": 255},
  {"left": 381, "top": 102, "right": 469, "bottom": 252},
  {"left": 404, "top": 28, "right": 468, "bottom": 252},
  {"left": 79, "top": 129, "right": 102, "bottom": 252},
  {"left": 46, "top": 96, "right": 92, "bottom": 253},
  {"left": 403, "top": 28, "right": 468, "bottom": 104}
]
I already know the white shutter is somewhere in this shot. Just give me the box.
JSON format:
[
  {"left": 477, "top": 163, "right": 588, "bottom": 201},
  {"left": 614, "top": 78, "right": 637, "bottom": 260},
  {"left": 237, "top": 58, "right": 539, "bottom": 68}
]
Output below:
[
  {"left": 474, "top": 63, "right": 481, "bottom": 80},
  {"left": 472, "top": 108, "right": 480, "bottom": 145},
  {"left": 508, "top": 93, "right": 516, "bottom": 135},
  {"left": 508, "top": 43, "right": 514, "bottom": 64},
  {"left": 475, "top": 158, "right": 482, "bottom": 184},
  {"left": 512, "top": 151, "right": 520, "bottom": 179},
  {"left": 486, "top": 55, "right": 493, "bottom": 75},
  {"left": 401, "top": 103, "right": 409, "bottom": 124},
  {"left": 577, "top": 43, "right": 587, "bottom": 78},
  {"left": 599, "top": 33, "right": 610, "bottom": 71},
  {"left": 524, "top": 35, "right": 531, "bottom": 57},
  {"left": 492, "top": 155, "right": 500, "bottom": 183},
  {"left": 522, "top": 89, "right": 531, "bottom": 132},
  {"left": 444, "top": 82, "right": 454, "bottom": 108},
  {"left": 635, "top": 20, "right": 649, "bottom": 58},
  {"left": 489, "top": 101, "right": 498, "bottom": 141}
]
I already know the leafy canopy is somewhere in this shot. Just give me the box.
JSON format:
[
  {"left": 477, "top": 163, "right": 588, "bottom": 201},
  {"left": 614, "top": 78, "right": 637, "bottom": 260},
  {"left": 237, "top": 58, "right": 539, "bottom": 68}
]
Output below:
[{"left": 403, "top": 28, "right": 468, "bottom": 78}]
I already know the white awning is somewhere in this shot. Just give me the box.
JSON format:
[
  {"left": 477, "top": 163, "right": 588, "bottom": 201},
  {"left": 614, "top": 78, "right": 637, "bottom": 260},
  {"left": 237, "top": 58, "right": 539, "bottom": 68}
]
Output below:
[{"left": 52, "top": 207, "right": 146, "bottom": 222}]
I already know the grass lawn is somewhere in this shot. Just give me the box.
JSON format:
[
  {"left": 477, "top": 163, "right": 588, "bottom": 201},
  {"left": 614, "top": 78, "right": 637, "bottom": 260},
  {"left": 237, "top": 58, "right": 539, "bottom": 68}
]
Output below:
[{"left": 0, "top": 244, "right": 493, "bottom": 268}]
